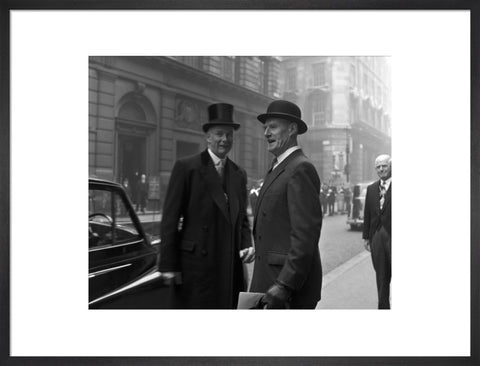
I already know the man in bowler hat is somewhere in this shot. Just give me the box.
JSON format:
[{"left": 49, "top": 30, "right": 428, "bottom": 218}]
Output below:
[
  {"left": 249, "top": 100, "right": 323, "bottom": 309},
  {"left": 363, "top": 154, "right": 392, "bottom": 309},
  {"left": 159, "top": 103, "right": 255, "bottom": 309}
]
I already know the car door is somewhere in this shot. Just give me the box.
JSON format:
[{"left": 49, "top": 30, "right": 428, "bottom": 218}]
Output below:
[{"left": 88, "top": 182, "right": 160, "bottom": 307}]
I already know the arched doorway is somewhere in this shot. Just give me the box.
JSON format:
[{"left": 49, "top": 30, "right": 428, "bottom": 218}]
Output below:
[{"left": 115, "top": 96, "right": 157, "bottom": 203}]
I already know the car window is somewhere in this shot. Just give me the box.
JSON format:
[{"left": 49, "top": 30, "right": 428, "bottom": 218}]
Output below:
[{"left": 89, "top": 187, "right": 141, "bottom": 248}]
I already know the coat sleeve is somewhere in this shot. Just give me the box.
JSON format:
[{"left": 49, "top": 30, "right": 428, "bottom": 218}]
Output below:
[
  {"left": 239, "top": 168, "right": 253, "bottom": 250},
  {"left": 362, "top": 185, "right": 371, "bottom": 240},
  {"left": 276, "top": 163, "right": 322, "bottom": 291},
  {"left": 159, "top": 161, "right": 188, "bottom": 271}
]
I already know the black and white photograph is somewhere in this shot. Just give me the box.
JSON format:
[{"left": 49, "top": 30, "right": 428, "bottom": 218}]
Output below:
[
  {"left": 3, "top": 6, "right": 477, "bottom": 365},
  {"left": 87, "top": 56, "right": 392, "bottom": 310}
]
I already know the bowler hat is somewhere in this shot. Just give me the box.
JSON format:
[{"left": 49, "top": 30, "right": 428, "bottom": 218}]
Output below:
[
  {"left": 202, "top": 103, "right": 240, "bottom": 133},
  {"left": 257, "top": 100, "right": 308, "bottom": 134}
]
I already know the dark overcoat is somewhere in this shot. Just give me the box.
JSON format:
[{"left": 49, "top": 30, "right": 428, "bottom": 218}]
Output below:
[
  {"left": 250, "top": 149, "right": 323, "bottom": 308},
  {"left": 362, "top": 181, "right": 392, "bottom": 241},
  {"left": 159, "top": 149, "right": 252, "bottom": 309}
]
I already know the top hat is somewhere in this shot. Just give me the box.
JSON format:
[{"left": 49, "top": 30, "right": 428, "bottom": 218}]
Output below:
[
  {"left": 257, "top": 100, "right": 308, "bottom": 134},
  {"left": 202, "top": 103, "right": 240, "bottom": 133}
]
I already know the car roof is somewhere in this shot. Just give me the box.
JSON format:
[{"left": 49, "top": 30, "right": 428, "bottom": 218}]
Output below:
[
  {"left": 356, "top": 181, "right": 375, "bottom": 187},
  {"left": 89, "top": 177, "right": 122, "bottom": 188}
]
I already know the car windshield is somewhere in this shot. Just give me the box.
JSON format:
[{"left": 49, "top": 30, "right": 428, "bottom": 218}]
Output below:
[{"left": 89, "top": 187, "right": 141, "bottom": 248}]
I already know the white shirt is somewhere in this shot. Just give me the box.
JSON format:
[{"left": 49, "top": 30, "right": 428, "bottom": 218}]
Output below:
[
  {"left": 380, "top": 177, "right": 392, "bottom": 191},
  {"left": 272, "top": 146, "right": 301, "bottom": 170},
  {"left": 208, "top": 149, "right": 226, "bottom": 168}
]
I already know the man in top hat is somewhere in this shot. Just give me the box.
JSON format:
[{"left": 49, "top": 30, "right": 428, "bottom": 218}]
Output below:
[
  {"left": 159, "top": 103, "right": 255, "bottom": 309},
  {"left": 249, "top": 100, "right": 323, "bottom": 309}
]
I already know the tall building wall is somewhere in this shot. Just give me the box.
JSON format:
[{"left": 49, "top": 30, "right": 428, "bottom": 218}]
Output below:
[
  {"left": 89, "top": 56, "right": 278, "bottom": 210},
  {"left": 279, "top": 56, "right": 391, "bottom": 186}
]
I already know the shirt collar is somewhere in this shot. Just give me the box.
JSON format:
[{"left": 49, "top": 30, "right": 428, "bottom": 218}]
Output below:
[
  {"left": 380, "top": 177, "right": 392, "bottom": 190},
  {"left": 273, "top": 146, "right": 301, "bottom": 169},
  {"left": 208, "top": 149, "right": 226, "bottom": 166}
]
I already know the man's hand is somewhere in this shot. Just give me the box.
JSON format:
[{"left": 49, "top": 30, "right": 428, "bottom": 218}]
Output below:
[
  {"left": 160, "top": 271, "right": 182, "bottom": 285},
  {"left": 364, "top": 239, "right": 371, "bottom": 252},
  {"left": 239, "top": 247, "right": 255, "bottom": 263},
  {"left": 261, "top": 283, "right": 292, "bottom": 309}
]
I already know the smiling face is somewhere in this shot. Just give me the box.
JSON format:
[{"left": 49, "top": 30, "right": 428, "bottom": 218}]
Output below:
[
  {"left": 206, "top": 125, "right": 234, "bottom": 159},
  {"left": 375, "top": 155, "right": 392, "bottom": 181},
  {"left": 263, "top": 118, "right": 298, "bottom": 157}
]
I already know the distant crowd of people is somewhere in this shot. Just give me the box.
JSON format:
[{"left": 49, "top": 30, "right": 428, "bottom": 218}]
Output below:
[
  {"left": 319, "top": 184, "right": 352, "bottom": 217},
  {"left": 249, "top": 181, "right": 353, "bottom": 218}
]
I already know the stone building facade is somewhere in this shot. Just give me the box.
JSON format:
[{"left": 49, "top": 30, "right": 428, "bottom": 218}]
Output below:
[
  {"left": 280, "top": 56, "right": 392, "bottom": 186},
  {"left": 89, "top": 56, "right": 280, "bottom": 210}
]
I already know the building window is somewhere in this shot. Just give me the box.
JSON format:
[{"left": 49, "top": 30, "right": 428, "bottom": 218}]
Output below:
[
  {"left": 181, "top": 56, "right": 202, "bottom": 69},
  {"left": 259, "top": 57, "right": 269, "bottom": 95},
  {"left": 312, "top": 63, "right": 326, "bottom": 87},
  {"left": 118, "top": 101, "right": 146, "bottom": 122},
  {"left": 311, "top": 94, "right": 327, "bottom": 126},
  {"left": 176, "top": 141, "right": 200, "bottom": 160},
  {"left": 286, "top": 67, "right": 297, "bottom": 91},
  {"left": 363, "top": 73, "right": 368, "bottom": 95},
  {"left": 222, "top": 56, "right": 235, "bottom": 82},
  {"left": 350, "top": 64, "right": 356, "bottom": 87}
]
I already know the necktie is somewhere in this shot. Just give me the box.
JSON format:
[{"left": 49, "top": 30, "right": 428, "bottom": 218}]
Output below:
[
  {"left": 379, "top": 181, "right": 386, "bottom": 209},
  {"left": 268, "top": 158, "right": 278, "bottom": 173},
  {"left": 216, "top": 159, "right": 224, "bottom": 178}
]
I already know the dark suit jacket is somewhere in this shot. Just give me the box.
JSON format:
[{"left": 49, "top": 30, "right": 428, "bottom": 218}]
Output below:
[
  {"left": 249, "top": 149, "right": 323, "bottom": 307},
  {"left": 362, "top": 180, "right": 392, "bottom": 241},
  {"left": 159, "top": 149, "right": 252, "bottom": 308}
]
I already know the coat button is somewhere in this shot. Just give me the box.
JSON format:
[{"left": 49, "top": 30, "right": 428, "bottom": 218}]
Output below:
[
  {"left": 202, "top": 226, "right": 208, "bottom": 232},
  {"left": 262, "top": 210, "right": 266, "bottom": 216},
  {"left": 201, "top": 249, "right": 207, "bottom": 256},
  {"left": 258, "top": 235, "right": 262, "bottom": 240}
]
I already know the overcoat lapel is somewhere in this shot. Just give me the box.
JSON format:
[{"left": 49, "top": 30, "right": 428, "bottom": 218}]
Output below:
[
  {"left": 254, "top": 149, "right": 303, "bottom": 230},
  {"left": 200, "top": 150, "right": 230, "bottom": 222},
  {"left": 225, "top": 160, "right": 240, "bottom": 226}
]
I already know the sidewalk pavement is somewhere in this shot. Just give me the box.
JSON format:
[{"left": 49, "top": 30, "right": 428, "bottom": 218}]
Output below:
[{"left": 316, "top": 250, "right": 378, "bottom": 309}]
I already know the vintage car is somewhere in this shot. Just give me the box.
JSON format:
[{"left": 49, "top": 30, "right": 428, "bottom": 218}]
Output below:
[
  {"left": 346, "top": 181, "right": 373, "bottom": 230},
  {"left": 89, "top": 178, "right": 174, "bottom": 309}
]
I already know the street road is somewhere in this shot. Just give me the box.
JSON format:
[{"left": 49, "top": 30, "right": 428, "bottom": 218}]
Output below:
[{"left": 319, "top": 213, "right": 365, "bottom": 275}]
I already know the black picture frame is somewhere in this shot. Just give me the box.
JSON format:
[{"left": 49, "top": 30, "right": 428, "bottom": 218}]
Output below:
[{"left": 1, "top": 1, "right": 478, "bottom": 365}]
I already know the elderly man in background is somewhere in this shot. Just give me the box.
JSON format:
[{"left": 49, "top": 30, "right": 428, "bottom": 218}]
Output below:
[{"left": 363, "top": 154, "right": 392, "bottom": 309}]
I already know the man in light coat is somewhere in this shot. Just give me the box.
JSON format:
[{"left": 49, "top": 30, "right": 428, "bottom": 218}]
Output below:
[
  {"left": 250, "top": 100, "right": 323, "bottom": 309},
  {"left": 159, "top": 103, "right": 254, "bottom": 309}
]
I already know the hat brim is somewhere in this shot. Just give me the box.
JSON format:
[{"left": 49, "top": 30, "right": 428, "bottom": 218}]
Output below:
[
  {"left": 202, "top": 122, "right": 240, "bottom": 133},
  {"left": 257, "top": 113, "right": 308, "bottom": 134}
]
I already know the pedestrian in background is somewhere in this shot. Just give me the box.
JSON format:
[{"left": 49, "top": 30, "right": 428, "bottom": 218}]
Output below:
[
  {"left": 363, "top": 154, "right": 392, "bottom": 309},
  {"left": 319, "top": 186, "right": 327, "bottom": 217},
  {"left": 343, "top": 186, "right": 352, "bottom": 217},
  {"left": 136, "top": 174, "right": 148, "bottom": 214},
  {"left": 159, "top": 103, "right": 254, "bottom": 309},
  {"left": 250, "top": 100, "right": 323, "bottom": 309},
  {"left": 122, "top": 177, "right": 132, "bottom": 200},
  {"left": 327, "top": 187, "right": 336, "bottom": 216}
]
